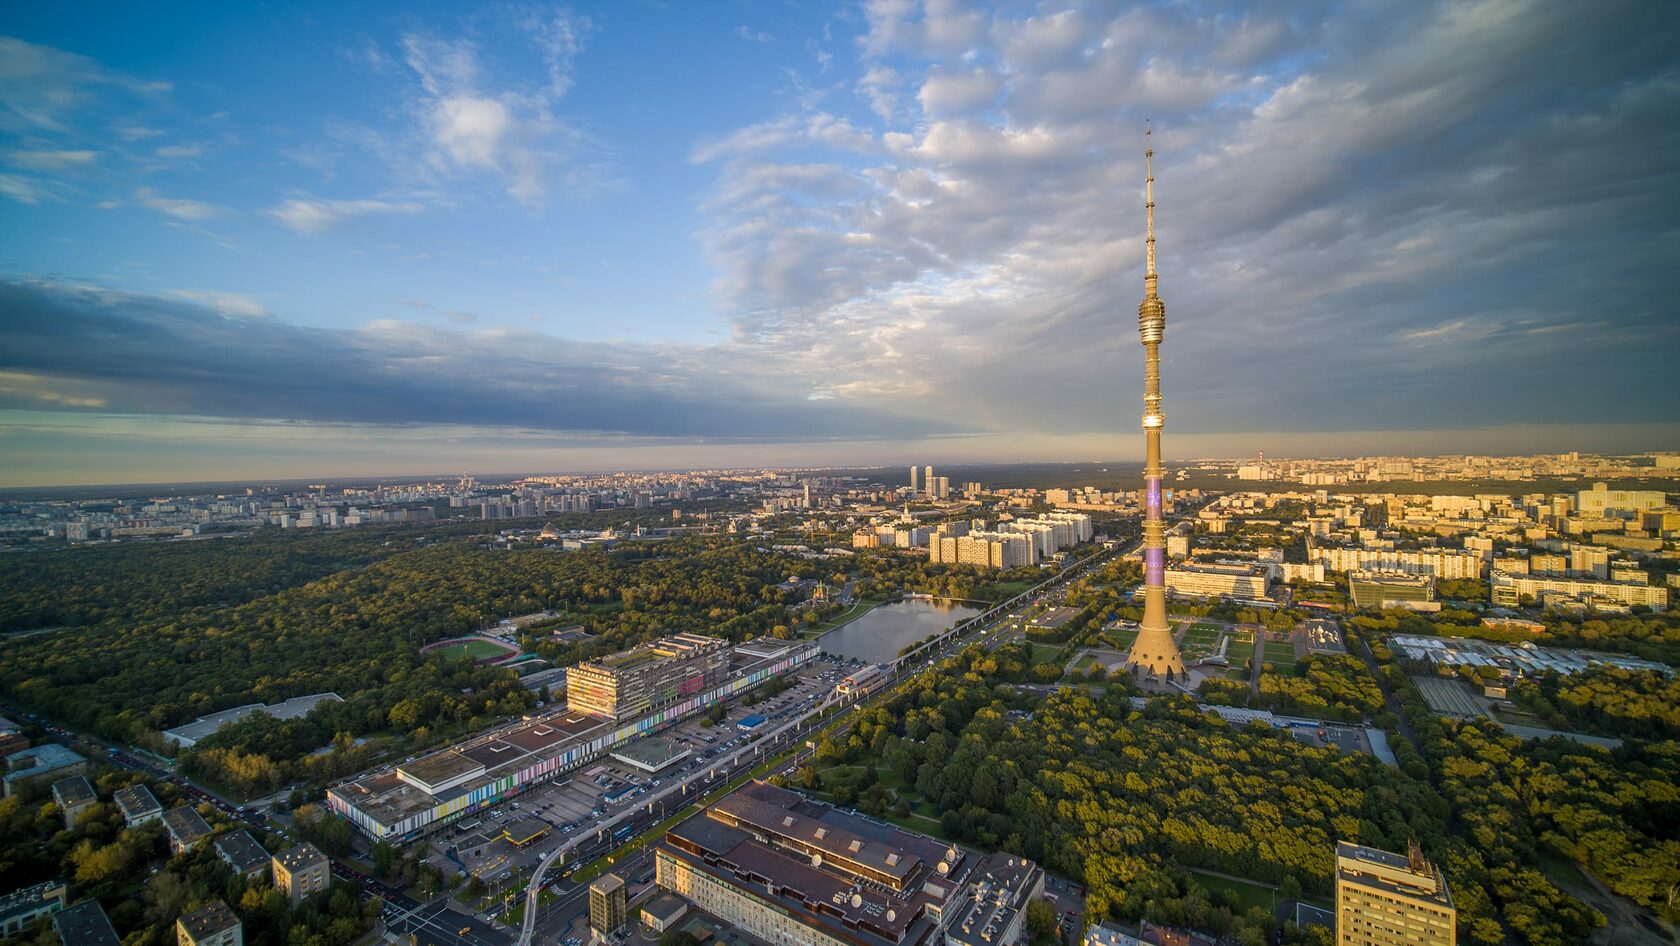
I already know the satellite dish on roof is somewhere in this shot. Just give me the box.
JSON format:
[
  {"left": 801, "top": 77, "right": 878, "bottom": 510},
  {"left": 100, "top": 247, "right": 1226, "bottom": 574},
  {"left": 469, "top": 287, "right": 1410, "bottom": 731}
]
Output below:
[
  {"left": 850, "top": 893, "right": 862, "bottom": 908},
  {"left": 937, "top": 861, "right": 949, "bottom": 874},
  {"left": 811, "top": 853, "right": 822, "bottom": 867},
  {"left": 887, "top": 909, "right": 896, "bottom": 922}
]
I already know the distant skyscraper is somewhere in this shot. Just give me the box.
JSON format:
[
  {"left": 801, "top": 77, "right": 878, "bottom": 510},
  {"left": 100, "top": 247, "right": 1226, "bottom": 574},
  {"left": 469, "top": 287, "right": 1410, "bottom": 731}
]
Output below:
[
  {"left": 1126, "top": 129, "right": 1184, "bottom": 680},
  {"left": 909, "top": 465, "right": 919, "bottom": 496},
  {"left": 924, "top": 466, "right": 934, "bottom": 496}
]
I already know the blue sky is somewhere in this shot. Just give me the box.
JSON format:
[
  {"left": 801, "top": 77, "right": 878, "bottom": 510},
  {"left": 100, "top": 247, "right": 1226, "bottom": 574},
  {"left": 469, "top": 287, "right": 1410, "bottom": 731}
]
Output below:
[{"left": 2, "top": 1, "right": 1678, "bottom": 485}]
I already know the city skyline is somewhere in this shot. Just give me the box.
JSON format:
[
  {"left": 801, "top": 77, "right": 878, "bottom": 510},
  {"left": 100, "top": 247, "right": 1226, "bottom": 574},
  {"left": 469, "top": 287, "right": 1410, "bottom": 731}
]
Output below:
[{"left": 4, "top": 1, "right": 1679, "bottom": 487}]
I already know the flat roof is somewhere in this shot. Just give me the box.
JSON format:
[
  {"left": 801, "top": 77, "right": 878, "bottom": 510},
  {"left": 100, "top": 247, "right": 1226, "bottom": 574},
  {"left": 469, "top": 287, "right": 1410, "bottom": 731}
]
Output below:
[
  {"left": 52, "top": 775, "right": 96, "bottom": 805},
  {"left": 609, "top": 736, "right": 690, "bottom": 772},
  {"left": 275, "top": 842, "right": 328, "bottom": 872},
  {"left": 213, "top": 830, "right": 269, "bottom": 872},
  {"left": 177, "top": 901, "right": 239, "bottom": 939},
  {"left": 1336, "top": 841, "right": 1453, "bottom": 909},
  {"left": 662, "top": 811, "right": 941, "bottom": 946},
  {"left": 501, "top": 817, "right": 550, "bottom": 845},
  {"left": 113, "top": 783, "right": 161, "bottom": 815},
  {"left": 54, "top": 901, "right": 120, "bottom": 946},
  {"left": 398, "top": 751, "right": 483, "bottom": 788},
  {"left": 162, "top": 806, "right": 212, "bottom": 842}
]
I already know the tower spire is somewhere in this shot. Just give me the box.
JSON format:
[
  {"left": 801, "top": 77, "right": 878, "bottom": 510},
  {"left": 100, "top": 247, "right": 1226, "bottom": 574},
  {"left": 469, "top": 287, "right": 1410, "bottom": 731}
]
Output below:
[{"left": 1145, "top": 125, "right": 1157, "bottom": 297}]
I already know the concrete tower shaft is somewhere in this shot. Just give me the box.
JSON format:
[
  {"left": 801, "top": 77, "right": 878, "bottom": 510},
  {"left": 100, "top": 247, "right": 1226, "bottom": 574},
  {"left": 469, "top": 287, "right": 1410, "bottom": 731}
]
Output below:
[{"left": 1128, "top": 129, "right": 1184, "bottom": 679}]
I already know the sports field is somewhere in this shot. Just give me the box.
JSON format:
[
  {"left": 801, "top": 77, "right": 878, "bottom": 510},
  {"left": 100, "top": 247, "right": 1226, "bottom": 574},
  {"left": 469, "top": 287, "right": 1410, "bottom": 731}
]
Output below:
[{"left": 429, "top": 638, "right": 518, "bottom": 662}]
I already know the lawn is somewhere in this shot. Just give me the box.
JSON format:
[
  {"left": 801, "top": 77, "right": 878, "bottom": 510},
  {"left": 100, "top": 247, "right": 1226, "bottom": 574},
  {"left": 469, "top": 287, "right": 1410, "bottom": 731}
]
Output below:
[
  {"left": 1104, "top": 628, "right": 1140, "bottom": 650},
  {"left": 1185, "top": 622, "right": 1223, "bottom": 642},
  {"left": 430, "top": 638, "right": 516, "bottom": 661},
  {"left": 1225, "top": 667, "right": 1251, "bottom": 681},
  {"left": 1262, "top": 642, "right": 1298, "bottom": 667},
  {"left": 807, "top": 599, "right": 883, "bottom": 635},
  {"left": 1030, "top": 643, "right": 1065, "bottom": 666},
  {"left": 1186, "top": 868, "right": 1278, "bottom": 913},
  {"left": 991, "top": 579, "right": 1039, "bottom": 599}
]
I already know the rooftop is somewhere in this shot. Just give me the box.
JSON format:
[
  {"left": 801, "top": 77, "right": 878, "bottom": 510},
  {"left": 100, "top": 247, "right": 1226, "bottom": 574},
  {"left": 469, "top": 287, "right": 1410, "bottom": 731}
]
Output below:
[
  {"left": 609, "top": 735, "right": 690, "bottom": 772},
  {"left": 113, "top": 783, "right": 162, "bottom": 816},
  {"left": 213, "top": 830, "right": 269, "bottom": 873},
  {"left": 274, "top": 842, "right": 328, "bottom": 872},
  {"left": 1, "top": 880, "right": 66, "bottom": 924},
  {"left": 661, "top": 780, "right": 967, "bottom": 946},
  {"left": 162, "top": 806, "right": 212, "bottom": 844},
  {"left": 51, "top": 776, "right": 96, "bottom": 806},
  {"left": 1335, "top": 841, "right": 1453, "bottom": 910},
  {"left": 53, "top": 901, "right": 120, "bottom": 946},
  {"left": 3, "top": 744, "right": 85, "bottom": 780},
  {"left": 177, "top": 901, "right": 240, "bottom": 940}
]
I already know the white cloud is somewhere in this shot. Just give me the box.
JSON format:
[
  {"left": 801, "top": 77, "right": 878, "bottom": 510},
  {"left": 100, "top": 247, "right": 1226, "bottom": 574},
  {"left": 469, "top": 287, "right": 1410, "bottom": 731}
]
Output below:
[
  {"left": 395, "top": 17, "right": 600, "bottom": 206},
  {"left": 266, "top": 197, "right": 424, "bottom": 234},
  {"left": 0, "top": 174, "right": 57, "bottom": 204},
  {"left": 166, "top": 289, "right": 269, "bottom": 318},
  {"left": 155, "top": 143, "right": 203, "bottom": 159},
  {"left": 737, "top": 26, "right": 774, "bottom": 44},
  {"left": 917, "top": 69, "right": 1002, "bottom": 115},
  {"left": 6, "top": 149, "right": 97, "bottom": 169},
  {"left": 134, "top": 187, "right": 223, "bottom": 220}
]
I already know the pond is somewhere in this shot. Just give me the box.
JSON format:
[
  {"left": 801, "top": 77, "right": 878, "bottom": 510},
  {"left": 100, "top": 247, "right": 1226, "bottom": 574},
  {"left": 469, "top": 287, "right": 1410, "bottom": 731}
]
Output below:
[{"left": 817, "top": 597, "right": 983, "bottom": 664}]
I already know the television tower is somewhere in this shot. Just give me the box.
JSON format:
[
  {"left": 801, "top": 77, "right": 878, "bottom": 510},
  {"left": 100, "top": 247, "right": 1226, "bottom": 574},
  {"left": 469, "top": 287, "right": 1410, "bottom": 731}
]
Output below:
[{"left": 1127, "top": 128, "right": 1184, "bottom": 680}]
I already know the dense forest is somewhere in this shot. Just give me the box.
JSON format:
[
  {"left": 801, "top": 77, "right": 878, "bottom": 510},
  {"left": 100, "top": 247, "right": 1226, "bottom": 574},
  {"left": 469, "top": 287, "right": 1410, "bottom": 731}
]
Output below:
[
  {"left": 0, "top": 524, "right": 1064, "bottom": 795},
  {"left": 807, "top": 635, "right": 1680, "bottom": 945},
  {"left": 1510, "top": 666, "right": 1680, "bottom": 740},
  {"left": 1365, "top": 633, "right": 1680, "bottom": 941},
  {"left": 1200, "top": 653, "right": 1387, "bottom": 724},
  {"left": 809, "top": 644, "right": 1428, "bottom": 945}
]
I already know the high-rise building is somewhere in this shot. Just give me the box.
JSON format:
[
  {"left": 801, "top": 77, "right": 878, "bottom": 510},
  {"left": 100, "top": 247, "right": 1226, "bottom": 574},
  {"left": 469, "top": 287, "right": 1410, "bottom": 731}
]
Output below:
[
  {"left": 588, "top": 873, "right": 627, "bottom": 938},
  {"left": 1334, "top": 840, "right": 1455, "bottom": 946},
  {"left": 1126, "top": 130, "right": 1184, "bottom": 681},
  {"left": 909, "top": 465, "right": 919, "bottom": 496},
  {"left": 567, "top": 633, "right": 731, "bottom": 721},
  {"left": 924, "top": 466, "right": 935, "bottom": 497}
]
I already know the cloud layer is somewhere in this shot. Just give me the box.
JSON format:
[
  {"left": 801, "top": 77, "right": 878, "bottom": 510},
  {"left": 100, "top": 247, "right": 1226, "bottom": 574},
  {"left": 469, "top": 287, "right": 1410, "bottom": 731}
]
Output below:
[
  {"left": 0, "top": 279, "right": 948, "bottom": 442},
  {"left": 2, "top": 0, "right": 1678, "bottom": 482}
]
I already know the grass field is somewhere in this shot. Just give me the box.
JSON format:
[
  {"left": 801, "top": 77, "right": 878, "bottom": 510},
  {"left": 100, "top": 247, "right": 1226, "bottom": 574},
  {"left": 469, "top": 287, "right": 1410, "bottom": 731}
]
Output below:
[
  {"left": 1186, "top": 868, "right": 1278, "bottom": 913},
  {"left": 806, "top": 599, "right": 883, "bottom": 636},
  {"left": 991, "top": 580, "right": 1039, "bottom": 599},
  {"left": 1103, "top": 627, "right": 1139, "bottom": 650},
  {"left": 1186, "top": 622, "right": 1223, "bottom": 640},
  {"left": 1262, "top": 642, "right": 1298, "bottom": 667},
  {"left": 1225, "top": 667, "right": 1251, "bottom": 681},
  {"left": 430, "top": 638, "right": 516, "bottom": 661},
  {"left": 1031, "top": 643, "right": 1065, "bottom": 666}
]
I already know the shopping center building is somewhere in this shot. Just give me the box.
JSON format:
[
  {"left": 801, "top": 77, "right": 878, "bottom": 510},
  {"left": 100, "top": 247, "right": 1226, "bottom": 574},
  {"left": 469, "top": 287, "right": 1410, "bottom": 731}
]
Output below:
[{"left": 327, "top": 636, "right": 814, "bottom": 843}]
